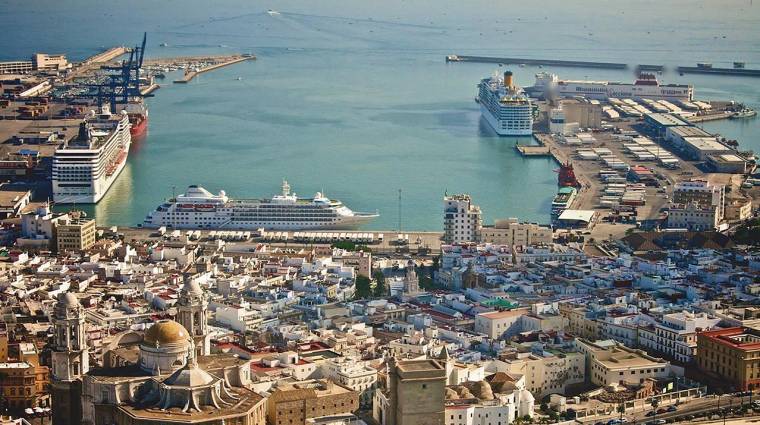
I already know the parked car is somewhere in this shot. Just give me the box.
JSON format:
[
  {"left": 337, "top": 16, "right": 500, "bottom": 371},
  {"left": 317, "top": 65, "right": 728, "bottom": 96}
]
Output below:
[
  {"left": 646, "top": 411, "right": 656, "bottom": 417},
  {"left": 667, "top": 406, "right": 677, "bottom": 412}
]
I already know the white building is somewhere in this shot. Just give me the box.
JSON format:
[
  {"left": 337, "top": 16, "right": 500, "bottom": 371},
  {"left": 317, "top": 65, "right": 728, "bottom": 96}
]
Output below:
[
  {"left": 215, "top": 304, "right": 262, "bottom": 332},
  {"left": 667, "top": 202, "right": 720, "bottom": 231},
  {"left": 672, "top": 179, "right": 725, "bottom": 220},
  {"left": 474, "top": 309, "right": 529, "bottom": 339},
  {"left": 479, "top": 218, "right": 552, "bottom": 246},
  {"left": 322, "top": 357, "right": 378, "bottom": 408},
  {"left": 637, "top": 311, "right": 721, "bottom": 363},
  {"left": 444, "top": 194, "right": 482, "bottom": 244},
  {"left": 576, "top": 339, "right": 671, "bottom": 388},
  {"left": 487, "top": 351, "right": 585, "bottom": 398}
]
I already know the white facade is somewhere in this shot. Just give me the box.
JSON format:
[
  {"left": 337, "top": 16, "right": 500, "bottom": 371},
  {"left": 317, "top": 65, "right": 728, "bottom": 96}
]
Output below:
[
  {"left": 478, "top": 72, "right": 533, "bottom": 136},
  {"left": 474, "top": 309, "right": 528, "bottom": 340},
  {"left": 488, "top": 352, "right": 585, "bottom": 398},
  {"left": 667, "top": 203, "right": 720, "bottom": 231},
  {"left": 323, "top": 357, "right": 378, "bottom": 408},
  {"left": 672, "top": 179, "right": 725, "bottom": 220},
  {"left": 638, "top": 312, "right": 721, "bottom": 363},
  {"left": 576, "top": 340, "right": 671, "bottom": 387},
  {"left": 143, "top": 181, "right": 378, "bottom": 230},
  {"left": 444, "top": 195, "right": 482, "bottom": 244},
  {"left": 52, "top": 109, "right": 131, "bottom": 204}
]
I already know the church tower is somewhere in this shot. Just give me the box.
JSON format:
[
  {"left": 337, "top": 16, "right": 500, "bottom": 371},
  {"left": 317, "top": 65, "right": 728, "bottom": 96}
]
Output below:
[
  {"left": 177, "top": 276, "right": 210, "bottom": 356},
  {"left": 404, "top": 259, "right": 419, "bottom": 294},
  {"left": 51, "top": 292, "right": 89, "bottom": 425}
]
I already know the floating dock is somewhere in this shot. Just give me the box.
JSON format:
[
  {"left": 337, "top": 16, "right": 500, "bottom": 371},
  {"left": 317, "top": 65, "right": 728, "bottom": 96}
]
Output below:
[
  {"left": 677, "top": 66, "right": 760, "bottom": 77},
  {"left": 174, "top": 55, "right": 255, "bottom": 83},
  {"left": 446, "top": 55, "right": 627, "bottom": 70},
  {"left": 516, "top": 144, "right": 551, "bottom": 156}
]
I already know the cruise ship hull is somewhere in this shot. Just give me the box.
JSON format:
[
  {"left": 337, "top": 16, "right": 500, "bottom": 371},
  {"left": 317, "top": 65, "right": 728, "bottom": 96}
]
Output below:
[
  {"left": 54, "top": 140, "right": 131, "bottom": 204},
  {"left": 143, "top": 213, "right": 378, "bottom": 231},
  {"left": 480, "top": 104, "right": 533, "bottom": 136}
]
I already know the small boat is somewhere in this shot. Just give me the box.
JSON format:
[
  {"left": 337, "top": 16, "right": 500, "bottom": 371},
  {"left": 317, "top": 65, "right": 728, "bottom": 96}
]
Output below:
[
  {"left": 160, "top": 42, "right": 169, "bottom": 47},
  {"left": 267, "top": 9, "right": 280, "bottom": 15},
  {"left": 730, "top": 109, "right": 757, "bottom": 119},
  {"left": 236, "top": 77, "right": 242, "bottom": 81}
]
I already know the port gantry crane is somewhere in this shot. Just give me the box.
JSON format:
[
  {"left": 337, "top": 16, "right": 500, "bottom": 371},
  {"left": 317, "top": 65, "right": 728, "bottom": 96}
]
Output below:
[{"left": 76, "top": 32, "right": 153, "bottom": 112}]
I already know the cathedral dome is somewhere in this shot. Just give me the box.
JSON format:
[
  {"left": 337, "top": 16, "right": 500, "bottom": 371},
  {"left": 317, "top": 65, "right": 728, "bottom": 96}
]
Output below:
[
  {"left": 59, "top": 292, "right": 80, "bottom": 307},
  {"left": 144, "top": 320, "right": 189, "bottom": 346},
  {"left": 164, "top": 362, "right": 215, "bottom": 387},
  {"left": 182, "top": 280, "right": 203, "bottom": 295}
]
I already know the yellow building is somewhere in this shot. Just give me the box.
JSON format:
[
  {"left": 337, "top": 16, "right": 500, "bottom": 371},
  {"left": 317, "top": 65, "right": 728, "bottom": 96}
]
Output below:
[
  {"left": 56, "top": 217, "right": 96, "bottom": 252},
  {"left": 0, "top": 361, "right": 50, "bottom": 411},
  {"left": 479, "top": 218, "right": 552, "bottom": 246},
  {"left": 697, "top": 327, "right": 760, "bottom": 391},
  {"left": 267, "top": 379, "right": 359, "bottom": 425}
]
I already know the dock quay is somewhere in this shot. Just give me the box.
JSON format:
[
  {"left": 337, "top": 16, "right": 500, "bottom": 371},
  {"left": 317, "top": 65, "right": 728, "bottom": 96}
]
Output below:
[
  {"left": 117, "top": 227, "right": 444, "bottom": 255},
  {"left": 82, "top": 46, "right": 129, "bottom": 65},
  {"left": 677, "top": 66, "right": 760, "bottom": 77},
  {"left": 688, "top": 111, "right": 733, "bottom": 123},
  {"left": 173, "top": 55, "right": 255, "bottom": 84},
  {"left": 515, "top": 144, "right": 551, "bottom": 156},
  {"left": 140, "top": 83, "right": 160, "bottom": 96},
  {"left": 446, "top": 55, "right": 627, "bottom": 69}
]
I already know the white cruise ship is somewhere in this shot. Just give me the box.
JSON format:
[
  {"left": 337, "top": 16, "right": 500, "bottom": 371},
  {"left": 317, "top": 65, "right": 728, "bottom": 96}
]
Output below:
[
  {"left": 529, "top": 72, "right": 693, "bottom": 101},
  {"left": 52, "top": 107, "right": 131, "bottom": 204},
  {"left": 143, "top": 181, "right": 379, "bottom": 230},
  {"left": 477, "top": 70, "right": 533, "bottom": 136}
]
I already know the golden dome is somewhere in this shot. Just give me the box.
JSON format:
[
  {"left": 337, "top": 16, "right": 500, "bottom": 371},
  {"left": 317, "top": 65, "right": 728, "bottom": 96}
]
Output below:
[{"left": 144, "top": 320, "right": 189, "bottom": 346}]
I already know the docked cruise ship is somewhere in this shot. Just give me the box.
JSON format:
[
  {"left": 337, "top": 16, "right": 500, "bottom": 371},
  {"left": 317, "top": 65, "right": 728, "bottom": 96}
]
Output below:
[
  {"left": 477, "top": 71, "right": 534, "bottom": 136},
  {"left": 52, "top": 107, "right": 131, "bottom": 204},
  {"left": 528, "top": 72, "right": 693, "bottom": 101},
  {"left": 142, "top": 181, "right": 379, "bottom": 230}
]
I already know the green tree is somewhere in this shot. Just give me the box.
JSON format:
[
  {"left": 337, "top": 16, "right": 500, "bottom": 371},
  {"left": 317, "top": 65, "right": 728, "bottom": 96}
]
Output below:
[
  {"left": 373, "top": 271, "right": 386, "bottom": 297},
  {"left": 355, "top": 275, "right": 372, "bottom": 299}
]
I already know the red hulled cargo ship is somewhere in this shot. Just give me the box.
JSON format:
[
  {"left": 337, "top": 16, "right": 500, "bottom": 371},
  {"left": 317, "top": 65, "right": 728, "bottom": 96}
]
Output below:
[{"left": 120, "top": 102, "right": 149, "bottom": 138}]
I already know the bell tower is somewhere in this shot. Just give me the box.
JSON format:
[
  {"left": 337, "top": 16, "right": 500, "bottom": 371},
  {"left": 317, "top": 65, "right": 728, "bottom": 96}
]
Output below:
[
  {"left": 177, "top": 276, "right": 210, "bottom": 356},
  {"left": 51, "top": 292, "right": 89, "bottom": 425}
]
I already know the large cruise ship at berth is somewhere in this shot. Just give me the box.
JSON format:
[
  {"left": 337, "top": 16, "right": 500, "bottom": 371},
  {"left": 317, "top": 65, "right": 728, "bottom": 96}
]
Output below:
[
  {"left": 142, "top": 181, "right": 379, "bottom": 230},
  {"left": 528, "top": 72, "right": 693, "bottom": 101},
  {"left": 52, "top": 107, "right": 132, "bottom": 204},
  {"left": 477, "top": 70, "right": 534, "bottom": 136}
]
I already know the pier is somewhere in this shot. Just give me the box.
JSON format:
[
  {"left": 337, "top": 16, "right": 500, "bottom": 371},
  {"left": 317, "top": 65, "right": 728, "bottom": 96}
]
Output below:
[
  {"left": 677, "top": 66, "right": 760, "bottom": 77},
  {"left": 515, "top": 144, "right": 551, "bottom": 156},
  {"left": 446, "top": 55, "right": 627, "bottom": 70},
  {"left": 83, "top": 46, "right": 129, "bottom": 65},
  {"left": 687, "top": 111, "right": 733, "bottom": 123},
  {"left": 173, "top": 55, "right": 256, "bottom": 83},
  {"left": 140, "top": 83, "right": 160, "bottom": 96}
]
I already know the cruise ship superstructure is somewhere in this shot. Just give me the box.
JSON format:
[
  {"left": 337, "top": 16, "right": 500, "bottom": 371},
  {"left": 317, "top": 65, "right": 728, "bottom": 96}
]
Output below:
[
  {"left": 529, "top": 72, "right": 693, "bottom": 101},
  {"left": 477, "top": 70, "right": 534, "bottom": 136},
  {"left": 52, "top": 107, "right": 132, "bottom": 204},
  {"left": 143, "top": 181, "right": 379, "bottom": 230}
]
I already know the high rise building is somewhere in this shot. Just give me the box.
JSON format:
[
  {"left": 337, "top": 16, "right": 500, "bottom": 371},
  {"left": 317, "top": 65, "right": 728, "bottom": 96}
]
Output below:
[
  {"left": 50, "top": 292, "right": 89, "bottom": 425},
  {"left": 443, "top": 194, "right": 482, "bottom": 244},
  {"left": 56, "top": 216, "right": 97, "bottom": 252}
]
